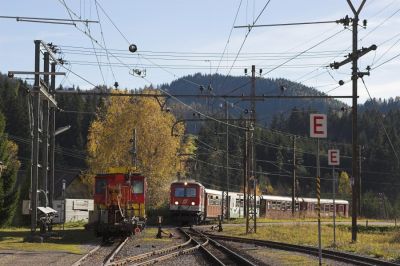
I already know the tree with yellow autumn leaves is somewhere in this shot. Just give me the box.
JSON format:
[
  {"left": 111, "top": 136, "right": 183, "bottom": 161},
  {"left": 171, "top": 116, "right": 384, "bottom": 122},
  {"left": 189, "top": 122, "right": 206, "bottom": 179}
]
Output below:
[{"left": 85, "top": 89, "right": 185, "bottom": 208}]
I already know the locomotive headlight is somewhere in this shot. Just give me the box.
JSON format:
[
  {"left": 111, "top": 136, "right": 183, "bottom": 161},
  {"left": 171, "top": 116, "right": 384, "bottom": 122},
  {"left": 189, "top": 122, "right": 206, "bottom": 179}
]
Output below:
[
  {"left": 191, "top": 201, "right": 195, "bottom": 206},
  {"left": 175, "top": 201, "right": 179, "bottom": 205}
]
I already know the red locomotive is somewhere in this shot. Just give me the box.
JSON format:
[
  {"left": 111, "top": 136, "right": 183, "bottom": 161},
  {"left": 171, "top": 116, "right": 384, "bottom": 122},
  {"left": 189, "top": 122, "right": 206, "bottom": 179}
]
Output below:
[
  {"left": 169, "top": 181, "right": 205, "bottom": 224},
  {"left": 92, "top": 169, "right": 146, "bottom": 237}
]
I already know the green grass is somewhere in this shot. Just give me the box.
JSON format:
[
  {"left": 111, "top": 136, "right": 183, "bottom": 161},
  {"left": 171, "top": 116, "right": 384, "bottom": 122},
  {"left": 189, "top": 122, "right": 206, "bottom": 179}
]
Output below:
[
  {"left": 219, "top": 223, "right": 400, "bottom": 262},
  {"left": 253, "top": 249, "right": 328, "bottom": 265},
  {"left": 0, "top": 226, "right": 98, "bottom": 254},
  {"left": 224, "top": 217, "right": 388, "bottom": 224}
]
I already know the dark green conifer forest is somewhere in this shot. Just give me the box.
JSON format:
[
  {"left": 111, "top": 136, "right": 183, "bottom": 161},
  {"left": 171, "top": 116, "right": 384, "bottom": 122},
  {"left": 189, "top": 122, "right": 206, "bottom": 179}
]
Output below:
[{"left": 0, "top": 72, "right": 399, "bottom": 224}]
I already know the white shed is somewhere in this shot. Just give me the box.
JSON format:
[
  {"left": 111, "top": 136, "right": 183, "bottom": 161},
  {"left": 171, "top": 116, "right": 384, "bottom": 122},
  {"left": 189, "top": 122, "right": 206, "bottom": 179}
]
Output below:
[{"left": 52, "top": 199, "right": 94, "bottom": 223}]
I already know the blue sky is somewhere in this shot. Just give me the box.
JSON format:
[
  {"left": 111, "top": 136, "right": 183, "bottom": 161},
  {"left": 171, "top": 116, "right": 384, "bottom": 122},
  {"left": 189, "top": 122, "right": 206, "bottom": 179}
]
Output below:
[{"left": 1, "top": 0, "right": 399, "bottom": 103}]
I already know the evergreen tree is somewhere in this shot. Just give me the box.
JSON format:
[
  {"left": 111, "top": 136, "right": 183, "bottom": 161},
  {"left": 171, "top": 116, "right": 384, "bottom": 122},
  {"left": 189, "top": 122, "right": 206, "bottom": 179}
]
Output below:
[{"left": 0, "top": 112, "right": 20, "bottom": 226}]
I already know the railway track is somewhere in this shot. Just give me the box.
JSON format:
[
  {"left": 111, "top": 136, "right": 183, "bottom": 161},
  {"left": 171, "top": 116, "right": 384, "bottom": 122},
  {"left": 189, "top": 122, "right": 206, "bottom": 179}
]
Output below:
[
  {"left": 187, "top": 228, "right": 257, "bottom": 265},
  {"left": 72, "top": 237, "right": 128, "bottom": 266},
  {"left": 202, "top": 231, "right": 400, "bottom": 266},
  {"left": 106, "top": 228, "right": 195, "bottom": 266},
  {"left": 105, "top": 227, "right": 258, "bottom": 266}
]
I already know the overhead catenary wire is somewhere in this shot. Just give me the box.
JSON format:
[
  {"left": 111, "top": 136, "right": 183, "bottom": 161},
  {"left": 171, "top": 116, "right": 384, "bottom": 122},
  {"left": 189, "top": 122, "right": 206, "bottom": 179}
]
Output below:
[
  {"left": 57, "top": 1, "right": 250, "bottom": 131},
  {"left": 214, "top": 0, "right": 243, "bottom": 77},
  {"left": 227, "top": 28, "right": 347, "bottom": 95},
  {"left": 219, "top": 0, "right": 273, "bottom": 89},
  {"left": 94, "top": 0, "right": 117, "bottom": 83},
  {"left": 52, "top": 0, "right": 396, "bottom": 166}
]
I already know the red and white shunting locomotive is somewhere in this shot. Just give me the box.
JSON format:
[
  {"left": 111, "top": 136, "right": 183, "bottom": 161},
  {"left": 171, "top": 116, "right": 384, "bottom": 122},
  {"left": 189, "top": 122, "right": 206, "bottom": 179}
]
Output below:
[
  {"left": 92, "top": 170, "right": 147, "bottom": 237},
  {"left": 169, "top": 180, "right": 349, "bottom": 224}
]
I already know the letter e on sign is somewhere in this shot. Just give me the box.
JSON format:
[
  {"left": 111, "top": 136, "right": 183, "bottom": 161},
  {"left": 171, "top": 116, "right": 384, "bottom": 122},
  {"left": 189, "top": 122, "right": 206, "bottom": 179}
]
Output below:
[
  {"left": 328, "top": 149, "right": 340, "bottom": 166},
  {"left": 310, "top": 114, "right": 327, "bottom": 138}
]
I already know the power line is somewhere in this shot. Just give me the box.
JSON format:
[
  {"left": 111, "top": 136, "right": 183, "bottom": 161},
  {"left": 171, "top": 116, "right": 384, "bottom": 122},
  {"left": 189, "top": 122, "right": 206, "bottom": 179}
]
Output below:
[
  {"left": 94, "top": 0, "right": 116, "bottom": 83},
  {"left": 217, "top": 0, "right": 273, "bottom": 91},
  {"left": 214, "top": 0, "right": 243, "bottom": 76},
  {"left": 227, "top": 28, "right": 347, "bottom": 95}
]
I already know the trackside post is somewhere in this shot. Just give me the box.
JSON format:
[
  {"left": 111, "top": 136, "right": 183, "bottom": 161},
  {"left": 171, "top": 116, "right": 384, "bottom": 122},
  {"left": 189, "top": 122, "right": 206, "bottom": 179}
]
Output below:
[{"left": 310, "top": 114, "right": 327, "bottom": 266}]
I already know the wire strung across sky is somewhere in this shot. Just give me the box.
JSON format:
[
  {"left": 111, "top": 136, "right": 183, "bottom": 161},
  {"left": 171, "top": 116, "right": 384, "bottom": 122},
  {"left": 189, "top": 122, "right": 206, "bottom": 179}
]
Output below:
[{"left": 53, "top": 0, "right": 400, "bottom": 159}]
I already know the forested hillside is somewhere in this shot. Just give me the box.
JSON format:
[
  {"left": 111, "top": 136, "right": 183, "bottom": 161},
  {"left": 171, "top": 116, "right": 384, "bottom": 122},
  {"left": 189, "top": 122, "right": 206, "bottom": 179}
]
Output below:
[
  {"left": 193, "top": 105, "right": 400, "bottom": 218},
  {"left": 163, "top": 73, "right": 345, "bottom": 124},
  {"left": 0, "top": 71, "right": 399, "bottom": 222}
]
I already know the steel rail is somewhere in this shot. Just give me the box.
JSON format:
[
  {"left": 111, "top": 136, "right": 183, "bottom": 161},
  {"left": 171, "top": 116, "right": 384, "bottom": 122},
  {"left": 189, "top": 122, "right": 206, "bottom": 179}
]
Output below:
[
  {"left": 104, "top": 236, "right": 130, "bottom": 265},
  {"left": 71, "top": 243, "right": 102, "bottom": 266},
  {"left": 190, "top": 228, "right": 257, "bottom": 266},
  {"left": 133, "top": 228, "right": 201, "bottom": 266},
  {"left": 186, "top": 229, "right": 225, "bottom": 266},
  {"left": 72, "top": 236, "right": 127, "bottom": 266},
  {"left": 204, "top": 232, "right": 399, "bottom": 266},
  {"left": 107, "top": 228, "right": 197, "bottom": 266}
]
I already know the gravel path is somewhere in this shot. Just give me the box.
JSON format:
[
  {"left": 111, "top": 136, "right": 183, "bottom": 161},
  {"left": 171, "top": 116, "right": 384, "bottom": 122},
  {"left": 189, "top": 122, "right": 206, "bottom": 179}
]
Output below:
[{"left": 0, "top": 249, "right": 84, "bottom": 266}]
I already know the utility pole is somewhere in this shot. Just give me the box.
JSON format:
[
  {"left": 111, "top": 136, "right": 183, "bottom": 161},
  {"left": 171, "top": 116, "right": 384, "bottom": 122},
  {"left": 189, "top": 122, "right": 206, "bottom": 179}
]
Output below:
[
  {"left": 292, "top": 136, "right": 296, "bottom": 216},
  {"left": 9, "top": 40, "right": 61, "bottom": 235},
  {"left": 41, "top": 52, "right": 50, "bottom": 208},
  {"left": 246, "top": 65, "right": 257, "bottom": 234},
  {"left": 359, "top": 145, "right": 362, "bottom": 215},
  {"left": 225, "top": 102, "right": 230, "bottom": 219},
  {"left": 349, "top": 0, "right": 367, "bottom": 242},
  {"left": 329, "top": 0, "right": 375, "bottom": 242},
  {"left": 31, "top": 40, "right": 41, "bottom": 233},
  {"left": 220, "top": 102, "right": 230, "bottom": 222},
  {"left": 49, "top": 62, "right": 56, "bottom": 208},
  {"left": 350, "top": 0, "right": 361, "bottom": 243},
  {"left": 243, "top": 126, "right": 248, "bottom": 219}
]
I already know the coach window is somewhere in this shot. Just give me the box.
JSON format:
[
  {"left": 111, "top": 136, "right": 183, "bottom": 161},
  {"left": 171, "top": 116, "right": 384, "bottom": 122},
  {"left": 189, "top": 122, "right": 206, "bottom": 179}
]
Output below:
[
  {"left": 175, "top": 187, "right": 185, "bottom": 197},
  {"left": 132, "top": 179, "right": 144, "bottom": 194},
  {"left": 95, "top": 178, "right": 107, "bottom": 194}
]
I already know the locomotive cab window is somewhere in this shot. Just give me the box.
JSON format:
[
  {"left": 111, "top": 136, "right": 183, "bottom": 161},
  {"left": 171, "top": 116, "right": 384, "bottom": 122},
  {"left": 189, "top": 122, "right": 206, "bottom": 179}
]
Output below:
[
  {"left": 175, "top": 187, "right": 196, "bottom": 197},
  {"left": 186, "top": 188, "right": 196, "bottom": 197},
  {"left": 132, "top": 179, "right": 144, "bottom": 194},
  {"left": 175, "top": 187, "right": 185, "bottom": 197},
  {"left": 95, "top": 178, "right": 107, "bottom": 194}
]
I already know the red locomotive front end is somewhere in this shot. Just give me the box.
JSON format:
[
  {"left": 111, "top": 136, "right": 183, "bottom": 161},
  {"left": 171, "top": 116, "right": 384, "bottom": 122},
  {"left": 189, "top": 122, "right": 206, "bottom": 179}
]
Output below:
[
  {"left": 169, "top": 181, "right": 205, "bottom": 224},
  {"left": 93, "top": 171, "right": 146, "bottom": 237}
]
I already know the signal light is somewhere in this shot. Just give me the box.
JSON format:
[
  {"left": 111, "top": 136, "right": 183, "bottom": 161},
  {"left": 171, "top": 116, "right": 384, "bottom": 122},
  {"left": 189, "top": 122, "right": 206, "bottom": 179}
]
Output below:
[
  {"left": 175, "top": 201, "right": 179, "bottom": 205},
  {"left": 191, "top": 202, "right": 195, "bottom": 206}
]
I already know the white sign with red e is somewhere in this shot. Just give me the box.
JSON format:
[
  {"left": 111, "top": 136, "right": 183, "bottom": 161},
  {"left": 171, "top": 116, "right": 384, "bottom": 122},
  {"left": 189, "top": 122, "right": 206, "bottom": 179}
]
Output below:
[
  {"left": 310, "top": 114, "right": 327, "bottom": 138},
  {"left": 328, "top": 149, "right": 340, "bottom": 166}
]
